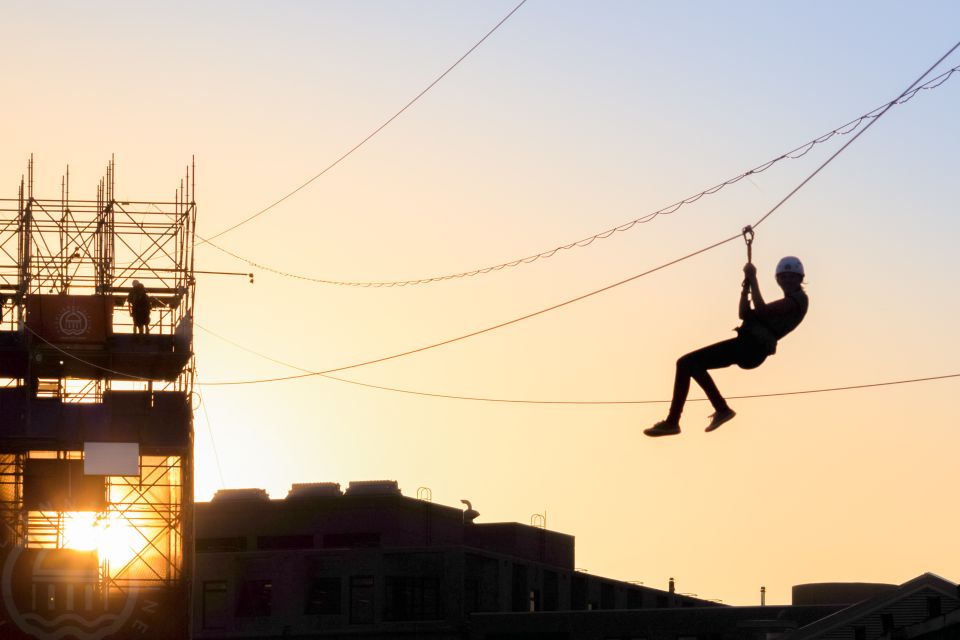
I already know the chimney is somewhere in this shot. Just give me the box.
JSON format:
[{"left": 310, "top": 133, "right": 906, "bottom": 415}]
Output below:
[
  {"left": 761, "top": 586, "right": 766, "bottom": 606},
  {"left": 669, "top": 577, "right": 675, "bottom": 594}
]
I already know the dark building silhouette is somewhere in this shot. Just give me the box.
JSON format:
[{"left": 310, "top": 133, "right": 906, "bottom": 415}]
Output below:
[
  {"left": 193, "top": 480, "right": 718, "bottom": 638},
  {"left": 192, "top": 481, "right": 960, "bottom": 640}
]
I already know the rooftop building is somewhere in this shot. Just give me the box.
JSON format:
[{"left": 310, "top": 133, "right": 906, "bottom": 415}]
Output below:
[
  {"left": 193, "top": 481, "right": 959, "bottom": 640},
  {"left": 194, "top": 481, "right": 718, "bottom": 638}
]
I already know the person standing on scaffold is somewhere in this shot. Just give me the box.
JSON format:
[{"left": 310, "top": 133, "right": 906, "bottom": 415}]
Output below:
[
  {"left": 644, "top": 253, "right": 808, "bottom": 437},
  {"left": 127, "top": 279, "right": 153, "bottom": 339}
]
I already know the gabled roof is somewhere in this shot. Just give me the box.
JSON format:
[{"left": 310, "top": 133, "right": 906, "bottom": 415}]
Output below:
[{"left": 789, "top": 573, "right": 958, "bottom": 640}]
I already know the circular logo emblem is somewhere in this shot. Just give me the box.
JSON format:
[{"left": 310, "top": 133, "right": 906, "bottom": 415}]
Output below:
[
  {"left": 57, "top": 306, "right": 90, "bottom": 337},
  {"left": 1, "top": 546, "right": 138, "bottom": 640}
]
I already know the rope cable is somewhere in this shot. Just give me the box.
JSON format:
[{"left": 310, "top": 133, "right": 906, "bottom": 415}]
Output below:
[
  {"left": 197, "top": 323, "right": 960, "bottom": 403},
  {"left": 15, "top": 45, "right": 960, "bottom": 392},
  {"left": 750, "top": 43, "right": 960, "bottom": 230},
  {"left": 200, "top": 63, "right": 960, "bottom": 287},
  {"left": 195, "top": 40, "right": 960, "bottom": 386},
  {"left": 201, "top": 0, "right": 528, "bottom": 244},
  {"left": 199, "top": 234, "right": 741, "bottom": 386}
]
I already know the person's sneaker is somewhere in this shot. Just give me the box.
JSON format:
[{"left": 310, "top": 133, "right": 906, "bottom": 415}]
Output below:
[
  {"left": 705, "top": 408, "right": 736, "bottom": 432},
  {"left": 644, "top": 420, "right": 681, "bottom": 437}
]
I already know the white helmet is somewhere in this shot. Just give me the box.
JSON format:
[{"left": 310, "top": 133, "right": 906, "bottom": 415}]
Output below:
[{"left": 775, "top": 256, "right": 804, "bottom": 277}]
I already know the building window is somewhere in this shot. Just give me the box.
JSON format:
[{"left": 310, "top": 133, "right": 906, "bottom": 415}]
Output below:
[
  {"left": 529, "top": 589, "right": 541, "bottom": 612},
  {"left": 305, "top": 577, "right": 341, "bottom": 615},
  {"left": 349, "top": 576, "right": 375, "bottom": 624},
  {"left": 202, "top": 581, "right": 228, "bottom": 629},
  {"left": 511, "top": 564, "right": 528, "bottom": 612},
  {"left": 324, "top": 532, "right": 380, "bottom": 548},
  {"left": 544, "top": 571, "right": 559, "bottom": 612},
  {"left": 572, "top": 576, "right": 588, "bottom": 611},
  {"left": 601, "top": 582, "right": 615, "bottom": 610},
  {"left": 257, "top": 534, "right": 313, "bottom": 550},
  {"left": 465, "top": 554, "right": 500, "bottom": 614},
  {"left": 236, "top": 580, "right": 272, "bottom": 617},
  {"left": 880, "top": 613, "right": 894, "bottom": 634},
  {"left": 627, "top": 589, "right": 643, "bottom": 609},
  {"left": 853, "top": 625, "right": 866, "bottom": 640},
  {"left": 384, "top": 576, "right": 442, "bottom": 621},
  {"left": 465, "top": 578, "right": 480, "bottom": 614},
  {"left": 927, "top": 596, "right": 942, "bottom": 618},
  {"left": 196, "top": 536, "right": 247, "bottom": 553}
]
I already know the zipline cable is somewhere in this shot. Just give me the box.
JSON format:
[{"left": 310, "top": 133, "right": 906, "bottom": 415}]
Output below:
[
  {"left": 17, "top": 44, "right": 960, "bottom": 390},
  {"left": 199, "top": 234, "right": 740, "bottom": 386},
  {"left": 197, "top": 323, "right": 960, "bottom": 402},
  {"left": 200, "top": 63, "right": 960, "bottom": 287},
  {"left": 16, "top": 295, "right": 960, "bottom": 402},
  {"left": 201, "top": 0, "right": 528, "bottom": 244},
  {"left": 195, "top": 39, "right": 960, "bottom": 386},
  {"left": 750, "top": 41, "right": 960, "bottom": 231}
]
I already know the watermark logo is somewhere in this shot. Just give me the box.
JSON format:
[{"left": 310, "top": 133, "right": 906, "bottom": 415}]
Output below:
[
  {"left": 1, "top": 545, "right": 138, "bottom": 640},
  {"left": 56, "top": 306, "right": 90, "bottom": 337}
]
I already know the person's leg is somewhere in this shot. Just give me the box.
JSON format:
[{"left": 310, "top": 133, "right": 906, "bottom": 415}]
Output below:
[{"left": 667, "top": 338, "right": 742, "bottom": 421}]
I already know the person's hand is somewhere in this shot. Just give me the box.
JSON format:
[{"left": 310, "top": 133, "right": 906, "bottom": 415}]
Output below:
[{"left": 743, "top": 262, "right": 757, "bottom": 279}]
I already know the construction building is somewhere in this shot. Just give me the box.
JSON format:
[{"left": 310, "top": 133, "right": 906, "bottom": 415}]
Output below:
[{"left": 0, "top": 158, "right": 196, "bottom": 639}]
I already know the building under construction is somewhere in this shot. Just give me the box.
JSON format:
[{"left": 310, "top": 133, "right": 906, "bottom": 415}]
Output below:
[{"left": 0, "top": 157, "right": 195, "bottom": 639}]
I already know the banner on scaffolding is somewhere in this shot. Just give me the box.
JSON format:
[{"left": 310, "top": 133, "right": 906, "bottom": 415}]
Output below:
[
  {"left": 84, "top": 442, "right": 140, "bottom": 476},
  {"left": 25, "top": 295, "right": 113, "bottom": 344}
]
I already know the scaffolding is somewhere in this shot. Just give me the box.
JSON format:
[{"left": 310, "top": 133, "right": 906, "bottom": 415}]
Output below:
[{"left": 0, "top": 157, "right": 195, "bottom": 639}]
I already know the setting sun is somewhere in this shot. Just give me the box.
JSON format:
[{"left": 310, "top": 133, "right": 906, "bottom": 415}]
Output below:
[{"left": 62, "top": 511, "right": 145, "bottom": 573}]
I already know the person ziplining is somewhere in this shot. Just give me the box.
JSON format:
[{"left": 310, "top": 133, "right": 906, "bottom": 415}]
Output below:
[{"left": 645, "top": 228, "right": 808, "bottom": 437}]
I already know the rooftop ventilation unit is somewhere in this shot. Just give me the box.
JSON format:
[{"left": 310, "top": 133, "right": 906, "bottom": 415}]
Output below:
[
  {"left": 286, "top": 482, "right": 343, "bottom": 499},
  {"left": 345, "top": 480, "right": 401, "bottom": 496},
  {"left": 212, "top": 488, "right": 270, "bottom": 502}
]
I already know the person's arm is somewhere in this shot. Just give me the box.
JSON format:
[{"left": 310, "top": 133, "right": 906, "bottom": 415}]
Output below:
[
  {"left": 743, "top": 262, "right": 765, "bottom": 310},
  {"left": 738, "top": 280, "right": 751, "bottom": 320}
]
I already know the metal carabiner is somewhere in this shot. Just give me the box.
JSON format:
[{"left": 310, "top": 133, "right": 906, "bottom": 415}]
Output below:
[{"left": 742, "top": 225, "right": 755, "bottom": 263}]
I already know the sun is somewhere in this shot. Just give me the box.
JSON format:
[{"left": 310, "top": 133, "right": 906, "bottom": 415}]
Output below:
[{"left": 62, "top": 511, "right": 145, "bottom": 572}]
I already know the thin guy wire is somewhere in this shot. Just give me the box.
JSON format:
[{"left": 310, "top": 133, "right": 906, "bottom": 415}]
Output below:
[
  {"left": 201, "top": 63, "right": 960, "bottom": 287},
  {"left": 195, "top": 381, "right": 227, "bottom": 488},
  {"left": 197, "top": 323, "right": 960, "bottom": 403},
  {"left": 201, "top": 0, "right": 528, "bottom": 244},
  {"left": 197, "top": 42, "right": 960, "bottom": 386},
  {"left": 24, "top": 324, "right": 154, "bottom": 382}
]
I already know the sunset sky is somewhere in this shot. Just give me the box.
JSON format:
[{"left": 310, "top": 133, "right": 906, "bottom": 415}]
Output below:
[{"left": 4, "top": 1, "right": 959, "bottom": 605}]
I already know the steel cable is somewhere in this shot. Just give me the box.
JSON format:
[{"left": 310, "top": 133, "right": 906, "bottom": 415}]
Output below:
[{"left": 201, "top": 64, "right": 960, "bottom": 287}]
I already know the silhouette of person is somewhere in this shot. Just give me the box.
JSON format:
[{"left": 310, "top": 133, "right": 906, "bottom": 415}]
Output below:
[
  {"left": 127, "top": 280, "right": 152, "bottom": 337},
  {"left": 645, "top": 256, "right": 808, "bottom": 437}
]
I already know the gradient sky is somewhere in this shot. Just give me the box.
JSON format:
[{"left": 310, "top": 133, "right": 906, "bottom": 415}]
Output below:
[{"left": 4, "top": 1, "right": 959, "bottom": 605}]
